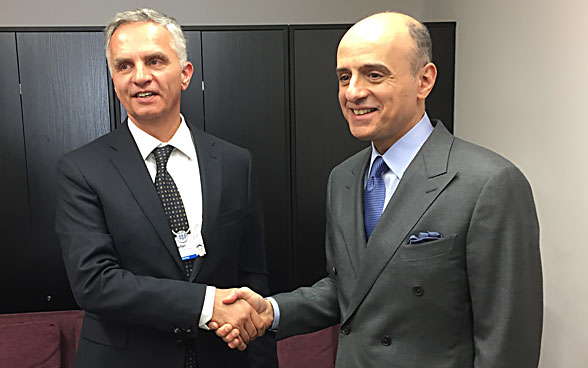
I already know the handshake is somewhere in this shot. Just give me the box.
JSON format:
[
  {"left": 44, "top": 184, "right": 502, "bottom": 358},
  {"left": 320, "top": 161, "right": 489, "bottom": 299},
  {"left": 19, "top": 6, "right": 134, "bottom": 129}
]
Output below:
[{"left": 209, "top": 287, "right": 274, "bottom": 350}]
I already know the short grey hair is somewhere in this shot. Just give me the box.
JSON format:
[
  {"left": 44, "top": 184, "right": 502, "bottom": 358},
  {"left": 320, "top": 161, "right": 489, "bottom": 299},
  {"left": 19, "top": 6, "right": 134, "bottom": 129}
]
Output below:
[
  {"left": 407, "top": 21, "right": 433, "bottom": 74},
  {"left": 104, "top": 8, "right": 187, "bottom": 71}
]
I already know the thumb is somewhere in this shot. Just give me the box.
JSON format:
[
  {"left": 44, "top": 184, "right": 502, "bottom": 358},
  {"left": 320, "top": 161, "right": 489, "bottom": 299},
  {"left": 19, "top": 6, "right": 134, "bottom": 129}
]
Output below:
[{"left": 222, "top": 289, "right": 240, "bottom": 304}]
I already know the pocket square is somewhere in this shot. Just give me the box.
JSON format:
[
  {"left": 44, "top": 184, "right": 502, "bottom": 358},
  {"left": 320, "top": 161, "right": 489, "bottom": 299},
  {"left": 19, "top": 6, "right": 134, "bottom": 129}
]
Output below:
[{"left": 408, "top": 231, "right": 442, "bottom": 244}]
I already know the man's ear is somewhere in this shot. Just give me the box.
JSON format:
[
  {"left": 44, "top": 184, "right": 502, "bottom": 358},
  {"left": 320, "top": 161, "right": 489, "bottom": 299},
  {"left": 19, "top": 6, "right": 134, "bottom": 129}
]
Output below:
[
  {"left": 417, "top": 62, "right": 437, "bottom": 100},
  {"left": 181, "top": 61, "right": 194, "bottom": 91}
]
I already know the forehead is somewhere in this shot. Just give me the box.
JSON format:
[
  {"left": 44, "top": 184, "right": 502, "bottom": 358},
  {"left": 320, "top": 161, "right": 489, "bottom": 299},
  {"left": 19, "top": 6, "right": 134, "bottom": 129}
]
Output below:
[
  {"left": 337, "top": 17, "right": 414, "bottom": 68},
  {"left": 336, "top": 36, "right": 410, "bottom": 71},
  {"left": 110, "top": 22, "right": 174, "bottom": 57}
]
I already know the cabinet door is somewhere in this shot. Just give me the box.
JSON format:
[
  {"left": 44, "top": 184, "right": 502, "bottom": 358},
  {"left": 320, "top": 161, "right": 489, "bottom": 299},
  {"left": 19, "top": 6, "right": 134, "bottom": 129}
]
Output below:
[
  {"left": 426, "top": 22, "right": 456, "bottom": 132},
  {"left": 182, "top": 31, "right": 205, "bottom": 130},
  {"left": 0, "top": 33, "right": 31, "bottom": 313},
  {"left": 14, "top": 32, "right": 110, "bottom": 312},
  {"left": 291, "top": 27, "right": 369, "bottom": 287},
  {"left": 201, "top": 29, "right": 292, "bottom": 292}
]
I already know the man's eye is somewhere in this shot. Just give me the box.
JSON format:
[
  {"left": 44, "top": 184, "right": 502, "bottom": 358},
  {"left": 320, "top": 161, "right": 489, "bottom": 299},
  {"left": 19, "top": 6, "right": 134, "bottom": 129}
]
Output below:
[
  {"left": 118, "top": 64, "right": 130, "bottom": 71},
  {"left": 368, "top": 72, "right": 382, "bottom": 79},
  {"left": 149, "top": 59, "right": 162, "bottom": 66},
  {"left": 338, "top": 74, "right": 350, "bottom": 84}
]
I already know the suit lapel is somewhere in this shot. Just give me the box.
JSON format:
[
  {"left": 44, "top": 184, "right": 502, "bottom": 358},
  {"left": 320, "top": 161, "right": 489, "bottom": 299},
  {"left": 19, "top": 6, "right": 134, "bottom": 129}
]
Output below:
[
  {"left": 341, "top": 122, "right": 457, "bottom": 324},
  {"left": 338, "top": 149, "right": 370, "bottom": 276},
  {"left": 189, "top": 128, "right": 222, "bottom": 281},
  {"left": 106, "top": 124, "right": 186, "bottom": 274}
]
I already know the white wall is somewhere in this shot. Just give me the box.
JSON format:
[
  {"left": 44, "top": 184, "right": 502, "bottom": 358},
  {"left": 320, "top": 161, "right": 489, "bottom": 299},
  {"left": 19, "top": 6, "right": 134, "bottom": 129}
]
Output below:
[
  {"left": 0, "top": 0, "right": 423, "bottom": 26},
  {"left": 2, "top": 0, "right": 586, "bottom": 366},
  {"left": 421, "top": 1, "right": 588, "bottom": 367}
]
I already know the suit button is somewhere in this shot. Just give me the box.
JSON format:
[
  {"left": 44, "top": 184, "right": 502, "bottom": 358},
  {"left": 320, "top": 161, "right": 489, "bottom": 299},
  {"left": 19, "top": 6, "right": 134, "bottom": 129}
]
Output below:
[
  {"left": 175, "top": 339, "right": 183, "bottom": 346},
  {"left": 185, "top": 328, "right": 193, "bottom": 334},
  {"left": 341, "top": 325, "right": 351, "bottom": 335},
  {"left": 332, "top": 266, "right": 337, "bottom": 275},
  {"left": 173, "top": 327, "right": 181, "bottom": 335},
  {"left": 381, "top": 335, "right": 391, "bottom": 346},
  {"left": 412, "top": 286, "right": 424, "bottom": 297}
]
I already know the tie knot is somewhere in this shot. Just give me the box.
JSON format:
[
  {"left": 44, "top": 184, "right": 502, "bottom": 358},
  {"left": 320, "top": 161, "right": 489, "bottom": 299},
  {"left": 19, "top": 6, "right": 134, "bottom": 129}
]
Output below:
[
  {"left": 153, "top": 145, "right": 174, "bottom": 169},
  {"left": 369, "top": 156, "right": 388, "bottom": 178}
]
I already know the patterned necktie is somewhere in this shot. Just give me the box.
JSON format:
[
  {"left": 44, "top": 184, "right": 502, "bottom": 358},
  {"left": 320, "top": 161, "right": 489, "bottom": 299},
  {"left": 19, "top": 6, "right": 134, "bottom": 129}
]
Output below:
[
  {"left": 364, "top": 156, "right": 389, "bottom": 240},
  {"left": 153, "top": 145, "right": 193, "bottom": 277},
  {"left": 153, "top": 146, "right": 198, "bottom": 368}
]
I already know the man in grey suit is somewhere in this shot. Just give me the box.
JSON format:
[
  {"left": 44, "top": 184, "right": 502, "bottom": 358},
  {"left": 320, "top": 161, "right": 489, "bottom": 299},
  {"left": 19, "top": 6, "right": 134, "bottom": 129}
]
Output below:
[{"left": 214, "top": 11, "right": 543, "bottom": 367}]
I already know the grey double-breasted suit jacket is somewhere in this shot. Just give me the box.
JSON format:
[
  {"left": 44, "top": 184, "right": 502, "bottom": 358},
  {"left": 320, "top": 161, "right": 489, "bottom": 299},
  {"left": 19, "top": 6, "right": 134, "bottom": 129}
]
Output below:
[{"left": 274, "top": 121, "right": 542, "bottom": 368}]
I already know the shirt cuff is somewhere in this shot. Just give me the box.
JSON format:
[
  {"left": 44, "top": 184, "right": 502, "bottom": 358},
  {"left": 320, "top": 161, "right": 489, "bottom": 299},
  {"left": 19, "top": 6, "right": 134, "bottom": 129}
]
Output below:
[
  {"left": 198, "top": 286, "right": 216, "bottom": 330},
  {"left": 266, "top": 296, "right": 280, "bottom": 331}
]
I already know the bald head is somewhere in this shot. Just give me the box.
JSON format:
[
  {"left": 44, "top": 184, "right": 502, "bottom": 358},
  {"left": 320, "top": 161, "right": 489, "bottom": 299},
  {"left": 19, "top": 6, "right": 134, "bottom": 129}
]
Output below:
[
  {"left": 339, "top": 12, "right": 432, "bottom": 75},
  {"left": 335, "top": 11, "right": 437, "bottom": 153}
]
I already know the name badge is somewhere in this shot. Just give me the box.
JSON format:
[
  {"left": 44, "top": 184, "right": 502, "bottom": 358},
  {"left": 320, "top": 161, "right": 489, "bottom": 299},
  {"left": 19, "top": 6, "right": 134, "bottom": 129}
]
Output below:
[{"left": 174, "top": 230, "right": 206, "bottom": 260}]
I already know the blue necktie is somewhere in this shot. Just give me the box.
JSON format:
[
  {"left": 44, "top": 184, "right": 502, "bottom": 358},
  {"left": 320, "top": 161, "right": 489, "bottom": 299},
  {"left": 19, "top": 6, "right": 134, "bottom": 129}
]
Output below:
[{"left": 364, "top": 156, "right": 388, "bottom": 240}]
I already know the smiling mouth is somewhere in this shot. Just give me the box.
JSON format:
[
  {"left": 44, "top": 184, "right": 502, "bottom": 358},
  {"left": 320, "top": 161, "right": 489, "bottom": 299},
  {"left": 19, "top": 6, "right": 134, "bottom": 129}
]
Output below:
[
  {"left": 134, "top": 92, "right": 157, "bottom": 98},
  {"left": 352, "top": 108, "right": 377, "bottom": 115}
]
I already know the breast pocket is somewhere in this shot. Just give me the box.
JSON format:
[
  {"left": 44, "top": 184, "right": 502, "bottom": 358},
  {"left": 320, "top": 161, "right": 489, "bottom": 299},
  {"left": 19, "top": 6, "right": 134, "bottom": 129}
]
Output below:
[{"left": 396, "top": 234, "right": 457, "bottom": 261}]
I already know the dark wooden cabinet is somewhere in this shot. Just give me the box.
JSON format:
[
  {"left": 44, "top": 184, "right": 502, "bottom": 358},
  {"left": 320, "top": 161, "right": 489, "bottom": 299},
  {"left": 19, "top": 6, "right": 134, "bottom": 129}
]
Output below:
[
  {"left": 0, "top": 31, "right": 110, "bottom": 312},
  {"left": 0, "top": 23, "right": 455, "bottom": 312}
]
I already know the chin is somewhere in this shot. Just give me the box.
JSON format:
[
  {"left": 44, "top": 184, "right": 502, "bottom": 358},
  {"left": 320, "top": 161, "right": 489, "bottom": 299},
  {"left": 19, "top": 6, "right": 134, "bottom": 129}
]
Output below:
[{"left": 348, "top": 125, "right": 375, "bottom": 142}]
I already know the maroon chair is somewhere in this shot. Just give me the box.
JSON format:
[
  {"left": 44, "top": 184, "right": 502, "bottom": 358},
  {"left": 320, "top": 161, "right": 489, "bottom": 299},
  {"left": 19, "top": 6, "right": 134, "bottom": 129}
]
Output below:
[
  {"left": 0, "top": 310, "right": 83, "bottom": 368},
  {"left": 277, "top": 325, "right": 339, "bottom": 368},
  {"left": 0, "top": 310, "right": 337, "bottom": 368}
]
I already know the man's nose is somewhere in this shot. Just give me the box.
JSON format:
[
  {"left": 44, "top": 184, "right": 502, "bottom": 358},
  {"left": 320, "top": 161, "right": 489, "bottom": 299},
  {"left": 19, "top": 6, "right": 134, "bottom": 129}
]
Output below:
[
  {"left": 345, "top": 76, "right": 368, "bottom": 102},
  {"left": 133, "top": 63, "right": 152, "bottom": 84}
]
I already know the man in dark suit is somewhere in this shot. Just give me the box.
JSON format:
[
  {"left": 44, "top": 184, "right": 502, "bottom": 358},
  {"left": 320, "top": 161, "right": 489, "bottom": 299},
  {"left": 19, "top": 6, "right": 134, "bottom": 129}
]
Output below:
[
  {"left": 55, "top": 8, "right": 277, "bottom": 368},
  {"left": 215, "top": 11, "right": 543, "bottom": 367}
]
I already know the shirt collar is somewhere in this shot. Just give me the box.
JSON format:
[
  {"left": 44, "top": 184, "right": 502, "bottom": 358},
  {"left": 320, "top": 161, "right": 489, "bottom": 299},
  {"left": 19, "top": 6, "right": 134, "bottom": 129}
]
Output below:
[
  {"left": 127, "top": 114, "right": 196, "bottom": 161},
  {"left": 369, "top": 112, "right": 434, "bottom": 179}
]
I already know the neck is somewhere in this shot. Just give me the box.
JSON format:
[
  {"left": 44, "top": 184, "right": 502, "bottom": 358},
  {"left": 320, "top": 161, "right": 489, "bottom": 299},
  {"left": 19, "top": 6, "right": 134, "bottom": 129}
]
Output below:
[
  {"left": 128, "top": 114, "right": 181, "bottom": 142},
  {"left": 373, "top": 109, "right": 425, "bottom": 154}
]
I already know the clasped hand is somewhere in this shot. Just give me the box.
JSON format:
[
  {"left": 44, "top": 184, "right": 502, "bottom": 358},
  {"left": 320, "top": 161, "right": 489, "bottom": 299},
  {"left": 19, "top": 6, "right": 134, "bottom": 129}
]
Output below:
[{"left": 210, "top": 287, "right": 274, "bottom": 350}]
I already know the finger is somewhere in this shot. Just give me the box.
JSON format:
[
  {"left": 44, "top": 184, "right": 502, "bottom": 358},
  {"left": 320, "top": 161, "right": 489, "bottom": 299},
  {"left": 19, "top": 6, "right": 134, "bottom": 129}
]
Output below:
[
  {"left": 222, "top": 328, "right": 240, "bottom": 344},
  {"left": 242, "top": 317, "right": 257, "bottom": 342},
  {"left": 229, "top": 336, "right": 247, "bottom": 350},
  {"left": 208, "top": 321, "right": 219, "bottom": 330},
  {"left": 214, "top": 323, "right": 234, "bottom": 338},
  {"left": 249, "top": 307, "right": 266, "bottom": 336},
  {"left": 222, "top": 289, "right": 240, "bottom": 304}
]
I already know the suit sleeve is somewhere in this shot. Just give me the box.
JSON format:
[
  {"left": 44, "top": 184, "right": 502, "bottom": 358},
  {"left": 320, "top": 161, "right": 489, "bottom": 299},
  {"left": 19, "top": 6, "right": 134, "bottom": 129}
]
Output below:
[
  {"left": 55, "top": 154, "right": 206, "bottom": 335},
  {"left": 272, "top": 171, "right": 341, "bottom": 340},
  {"left": 466, "top": 165, "right": 543, "bottom": 367}
]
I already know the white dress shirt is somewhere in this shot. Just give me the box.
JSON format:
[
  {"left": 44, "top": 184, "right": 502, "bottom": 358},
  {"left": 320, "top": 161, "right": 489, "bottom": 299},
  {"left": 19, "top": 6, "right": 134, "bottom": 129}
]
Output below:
[{"left": 127, "top": 115, "right": 215, "bottom": 330}]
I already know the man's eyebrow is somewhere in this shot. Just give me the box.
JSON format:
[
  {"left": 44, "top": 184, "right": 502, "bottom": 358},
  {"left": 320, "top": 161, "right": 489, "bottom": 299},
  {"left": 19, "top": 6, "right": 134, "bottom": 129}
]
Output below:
[
  {"left": 113, "top": 57, "right": 131, "bottom": 65},
  {"left": 359, "top": 63, "right": 392, "bottom": 73},
  {"left": 336, "top": 64, "right": 392, "bottom": 74},
  {"left": 145, "top": 52, "right": 169, "bottom": 61}
]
